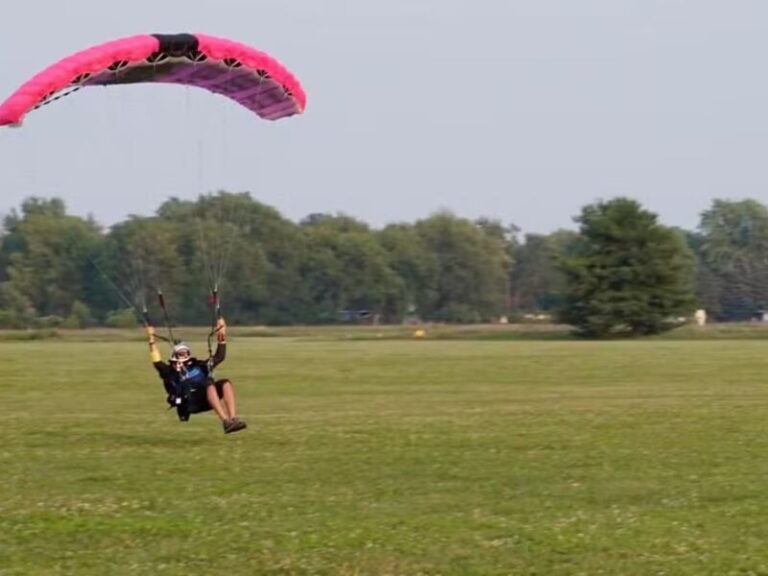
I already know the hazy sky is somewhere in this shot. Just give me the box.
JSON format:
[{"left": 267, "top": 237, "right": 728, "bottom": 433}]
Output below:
[{"left": 2, "top": 1, "right": 768, "bottom": 234}]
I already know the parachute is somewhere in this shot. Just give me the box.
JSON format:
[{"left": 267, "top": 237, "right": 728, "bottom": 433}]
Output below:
[
  {"left": 0, "top": 34, "right": 306, "bottom": 343},
  {"left": 0, "top": 33, "right": 307, "bottom": 126}
]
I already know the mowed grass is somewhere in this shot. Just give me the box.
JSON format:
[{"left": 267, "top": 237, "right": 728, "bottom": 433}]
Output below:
[{"left": 2, "top": 337, "right": 768, "bottom": 575}]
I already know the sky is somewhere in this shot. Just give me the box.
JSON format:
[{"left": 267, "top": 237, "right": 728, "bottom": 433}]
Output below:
[{"left": 2, "top": 0, "right": 768, "bottom": 235}]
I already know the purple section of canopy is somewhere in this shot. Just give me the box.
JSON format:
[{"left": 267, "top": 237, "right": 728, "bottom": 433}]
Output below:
[{"left": 83, "top": 60, "right": 299, "bottom": 120}]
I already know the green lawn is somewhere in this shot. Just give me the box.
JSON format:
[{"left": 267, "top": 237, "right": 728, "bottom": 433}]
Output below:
[{"left": 2, "top": 336, "right": 768, "bottom": 575}]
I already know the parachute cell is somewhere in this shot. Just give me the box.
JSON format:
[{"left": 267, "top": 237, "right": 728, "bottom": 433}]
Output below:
[{"left": 0, "top": 33, "right": 307, "bottom": 126}]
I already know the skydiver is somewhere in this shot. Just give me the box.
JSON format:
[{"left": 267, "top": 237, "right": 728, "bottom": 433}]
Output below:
[{"left": 146, "top": 317, "right": 247, "bottom": 434}]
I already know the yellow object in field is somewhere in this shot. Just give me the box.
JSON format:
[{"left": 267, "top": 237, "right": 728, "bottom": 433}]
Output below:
[{"left": 413, "top": 329, "right": 426, "bottom": 338}]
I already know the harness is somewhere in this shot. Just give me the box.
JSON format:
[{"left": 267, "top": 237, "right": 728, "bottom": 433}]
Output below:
[{"left": 166, "top": 359, "right": 211, "bottom": 421}]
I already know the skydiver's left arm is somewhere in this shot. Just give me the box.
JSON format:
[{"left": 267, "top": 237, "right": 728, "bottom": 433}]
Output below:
[{"left": 211, "top": 317, "right": 227, "bottom": 368}]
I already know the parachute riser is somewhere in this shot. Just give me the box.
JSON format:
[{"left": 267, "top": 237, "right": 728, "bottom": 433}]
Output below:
[
  {"left": 157, "top": 290, "right": 178, "bottom": 347},
  {"left": 142, "top": 305, "right": 171, "bottom": 344}
]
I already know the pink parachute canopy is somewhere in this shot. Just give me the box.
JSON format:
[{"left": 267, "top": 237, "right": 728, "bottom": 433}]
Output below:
[{"left": 0, "top": 33, "right": 307, "bottom": 127}]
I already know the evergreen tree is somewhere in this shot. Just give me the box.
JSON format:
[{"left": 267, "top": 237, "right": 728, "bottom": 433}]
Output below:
[{"left": 557, "top": 198, "right": 695, "bottom": 337}]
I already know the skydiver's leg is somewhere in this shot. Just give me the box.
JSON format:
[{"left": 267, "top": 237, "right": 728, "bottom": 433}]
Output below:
[
  {"left": 219, "top": 379, "right": 238, "bottom": 419},
  {"left": 206, "top": 383, "right": 231, "bottom": 421},
  {"left": 217, "top": 379, "right": 247, "bottom": 433}
]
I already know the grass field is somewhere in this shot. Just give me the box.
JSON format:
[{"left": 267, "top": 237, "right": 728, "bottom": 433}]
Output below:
[{"left": 3, "top": 331, "right": 768, "bottom": 575}]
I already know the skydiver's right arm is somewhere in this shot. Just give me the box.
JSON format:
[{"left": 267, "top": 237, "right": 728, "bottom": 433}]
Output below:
[
  {"left": 146, "top": 325, "right": 177, "bottom": 404},
  {"left": 147, "top": 325, "right": 161, "bottom": 362},
  {"left": 146, "top": 324, "right": 171, "bottom": 376}
]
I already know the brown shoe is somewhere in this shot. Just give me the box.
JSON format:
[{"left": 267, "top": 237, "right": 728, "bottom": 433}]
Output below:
[{"left": 223, "top": 418, "right": 247, "bottom": 434}]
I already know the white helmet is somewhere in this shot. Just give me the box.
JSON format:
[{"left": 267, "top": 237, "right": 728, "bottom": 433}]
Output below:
[{"left": 170, "top": 342, "right": 192, "bottom": 362}]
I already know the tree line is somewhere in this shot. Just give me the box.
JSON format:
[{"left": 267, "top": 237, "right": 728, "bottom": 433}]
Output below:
[{"left": 0, "top": 192, "right": 765, "bottom": 336}]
